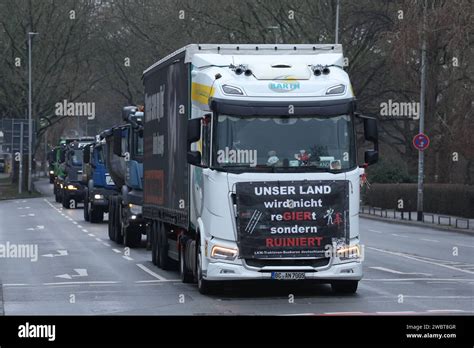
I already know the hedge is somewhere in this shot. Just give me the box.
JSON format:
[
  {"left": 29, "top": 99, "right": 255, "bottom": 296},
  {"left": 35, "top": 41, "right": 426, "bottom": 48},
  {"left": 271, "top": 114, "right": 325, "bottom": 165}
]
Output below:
[{"left": 362, "top": 184, "right": 474, "bottom": 218}]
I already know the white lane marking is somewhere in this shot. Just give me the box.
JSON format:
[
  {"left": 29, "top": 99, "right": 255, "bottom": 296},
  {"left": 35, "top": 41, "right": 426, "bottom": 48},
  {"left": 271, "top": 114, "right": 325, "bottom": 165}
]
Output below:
[
  {"left": 2, "top": 283, "right": 29, "bottom": 287},
  {"left": 376, "top": 311, "right": 416, "bottom": 314},
  {"left": 420, "top": 238, "right": 439, "bottom": 243},
  {"left": 43, "top": 281, "right": 118, "bottom": 286},
  {"left": 77, "top": 225, "right": 83, "bottom": 228},
  {"left": 36, "top": 225, "right": 44, "bottom": 230},
  {"left": 404, "top": 296, "right": 473, "bottom": 299},
  {"left": 72, "top": 221, "right": 78, "bottom": 225},
  {"left": 28, "top": 213, "right": 35, "bottom": 217},
  {"left": 367, "top": 246, "right": 474, "bottom": 275},
  {"left": 391, "top": 233, "right": 408, "bottom": 238},
  {"left": 427, "top": 309, "right": 467, "bottom": 313},
  {"left": 368, "top": 229, "right": 382, "bottom": 234},
  {"left": 363, "top": 278, "right": 474, "bottom": 282},
  {"left": 88, "top": 233, "right": 95, "bottom": 237},
  {"left": 135, "top": 280, "right": 162, "bottom": 283},
  {"left": 136, "top": 263, "right": 168, "bottom": 281},
  {"left": 324, "top": 311, "right": 365, "bottom": 315},
  {"left": 82, "top": 229, "right": 88, "bottom": 233},
  {"left": 457, "top": 244, "right": 474, "bottom": 248},
  {"left": 94, "top": 238, "right": 101, "bottom": 242},
  {"left": 370, "top": 266, "right": 432, "bottom": 277},
  {"left": 102, "top": 242, "right": 111, "bottom": 247},
  {"left": 122, "top": 256, "right": 134, "bottom": 261},
  {"left": 26, "top": 228, "right": 35, "bottom": 231},
  {"left": 42, "top": 250, "right": 68, "bottom": 258},
  {"left": 112, "top": 249, "right": 121, "bottom": 253},
  {"left": 55, "top": 268, "right": 88, "bottom": 279}
]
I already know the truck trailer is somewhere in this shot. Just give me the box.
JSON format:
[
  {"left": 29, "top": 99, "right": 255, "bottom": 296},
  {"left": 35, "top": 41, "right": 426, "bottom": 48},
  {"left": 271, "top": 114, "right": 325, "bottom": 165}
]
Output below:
[{"left": 142, "top": 44, "right": 378, "bottom": 294}]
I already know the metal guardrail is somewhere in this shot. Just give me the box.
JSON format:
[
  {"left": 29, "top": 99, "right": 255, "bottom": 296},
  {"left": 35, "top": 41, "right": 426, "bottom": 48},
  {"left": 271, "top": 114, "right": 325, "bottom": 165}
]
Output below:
[{"left": 360, "top": 206, "right": 473, "bottom": 230}]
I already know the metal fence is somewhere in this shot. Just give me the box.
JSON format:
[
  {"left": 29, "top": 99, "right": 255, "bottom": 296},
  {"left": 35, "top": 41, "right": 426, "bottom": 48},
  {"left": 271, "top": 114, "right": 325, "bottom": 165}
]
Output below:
[{"left": 360, "top": 205, "right": 473, "bottom": 230}]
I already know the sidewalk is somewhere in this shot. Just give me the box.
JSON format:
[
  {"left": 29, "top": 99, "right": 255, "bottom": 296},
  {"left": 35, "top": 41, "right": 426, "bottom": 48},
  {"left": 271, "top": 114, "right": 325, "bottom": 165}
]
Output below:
[{"left": 360, "top": 205, "right": 474, "bottom": 234}]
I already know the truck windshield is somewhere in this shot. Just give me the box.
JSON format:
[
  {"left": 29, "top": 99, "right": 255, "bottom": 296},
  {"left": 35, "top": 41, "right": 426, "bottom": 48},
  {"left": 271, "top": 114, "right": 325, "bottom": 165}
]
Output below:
[
  {"left": 213, "top": 114, "right": 356, "bottom": 171},
  {"left": 71, "top": 150, "right": 83, "bottom": 166}
]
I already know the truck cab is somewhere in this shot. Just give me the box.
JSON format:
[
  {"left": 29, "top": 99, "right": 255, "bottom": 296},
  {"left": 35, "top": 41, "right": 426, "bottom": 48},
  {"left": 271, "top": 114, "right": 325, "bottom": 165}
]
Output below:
[
  {"left": 82, "top": 136, "right": 117, "bottom": 223},
  {"left": 106, "top": 107, "right": 146, "bottom": 248},
  {"left": 59, "top": 137, "right": 94, "bottom": 209}
]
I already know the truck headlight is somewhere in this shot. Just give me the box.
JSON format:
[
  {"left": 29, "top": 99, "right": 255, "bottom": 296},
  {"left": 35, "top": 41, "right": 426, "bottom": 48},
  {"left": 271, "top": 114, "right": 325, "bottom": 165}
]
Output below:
[
  {"left": 336, "top": 244, "right": 361, "bottom": 260},
  {"left": 66, "top": 184, "right": 77, "bottom": 190},
  {"left": 211, "top": 245, "right": 238, "bottom": 260},
  {"left": 326, "top": 84, "right": 345, "bottom": 95},
  {"left": 128, "top": 203, "right": 142, "bottom": 215},
  {"left": 94, "top": 194, "right": 104, "bottom": 200}
]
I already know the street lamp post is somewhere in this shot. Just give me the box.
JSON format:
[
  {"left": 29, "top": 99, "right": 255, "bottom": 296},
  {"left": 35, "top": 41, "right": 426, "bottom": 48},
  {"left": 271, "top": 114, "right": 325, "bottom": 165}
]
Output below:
[{"left": 27, "top": 31, "right": 38, "bottom": 193}]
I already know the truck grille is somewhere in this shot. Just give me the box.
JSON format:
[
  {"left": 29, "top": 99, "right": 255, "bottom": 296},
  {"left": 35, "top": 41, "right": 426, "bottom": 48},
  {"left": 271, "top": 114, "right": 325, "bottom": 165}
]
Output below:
[{"left": 244, "top": 257, "right": 330, "bottom": 269}]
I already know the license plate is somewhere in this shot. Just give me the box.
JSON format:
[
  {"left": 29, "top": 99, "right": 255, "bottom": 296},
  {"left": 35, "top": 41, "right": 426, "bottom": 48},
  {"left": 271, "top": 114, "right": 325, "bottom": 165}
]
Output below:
[
  {"left": 271, "top": 272, "right": 306, "bottom": 280},
  {"left": 105, "top": 175, "right": 114, "bottom": 185}
]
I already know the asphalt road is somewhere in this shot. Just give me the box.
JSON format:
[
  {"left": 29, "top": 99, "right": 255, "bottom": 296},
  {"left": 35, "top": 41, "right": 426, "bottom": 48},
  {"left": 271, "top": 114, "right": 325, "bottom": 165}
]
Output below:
[{"left": 0, "top": 179, "right": 472, "bottom": 315}]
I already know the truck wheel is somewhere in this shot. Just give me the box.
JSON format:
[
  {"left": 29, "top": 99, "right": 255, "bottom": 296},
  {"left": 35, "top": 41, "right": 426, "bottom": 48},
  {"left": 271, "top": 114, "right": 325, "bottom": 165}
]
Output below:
[
  {"left": 83, "top": 190, "right": 90, "bottom": 222},
  {"left": 90, "top": 206, "right": 104, "bottom": 223},
  {"left": 145, "top": 224, "right": 152, "bottom": 251},
  {"left": 158, "top": 223, "right": 171, "bottom": 270},
  {"left": 114, "top": 201, "right": 123, "bottom": 244},
  {"left": 331, "top": 280, "right": 358, "bottom": 294},
  {"left": 197, "top": 237, "right": 214, "bottom": 295},
  {"left": 179, "top": 244, "right": 194, "bottom": 283},
  {"left": 124, "top": 224, "right": 141, "bottom": 248},
  {"left": 108, "top": 197, "right": 115, "bottom": 241},
  {"left": 151, "top": 221, "right": 159, "bottom": 266},
  {"left": 62, "top": 192, "right": 70, "bottom": 209}
]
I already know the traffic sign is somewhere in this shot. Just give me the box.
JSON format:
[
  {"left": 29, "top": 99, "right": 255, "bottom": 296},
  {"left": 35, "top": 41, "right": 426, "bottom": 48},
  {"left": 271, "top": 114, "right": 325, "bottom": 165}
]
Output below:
[{"left": 413, "top": 133, "right": 430, "bottom": 151}]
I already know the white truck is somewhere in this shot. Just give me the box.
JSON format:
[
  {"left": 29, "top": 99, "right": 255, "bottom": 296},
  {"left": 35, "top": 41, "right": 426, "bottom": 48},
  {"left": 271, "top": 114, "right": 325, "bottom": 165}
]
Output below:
[{"left": 141, "top": 44, "right": 378, "bottom": 294}]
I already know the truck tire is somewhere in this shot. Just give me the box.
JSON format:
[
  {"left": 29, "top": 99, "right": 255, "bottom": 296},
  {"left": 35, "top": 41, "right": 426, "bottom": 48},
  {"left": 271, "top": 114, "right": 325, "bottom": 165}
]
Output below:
[
  {"left": 197, "top": 237, "right": 214, "bottom": 294},
  {"left": 108, "top": 197, "right": 115, "bottom": 241},
  {"left": 114, "top": 201, "right": 123, "bottom": 244},
  {"left": 62, "top": 191, "right": 71, "bottom": 209},
  {"left": 179, "top": 243, "right": 194, "bottom": 283},
  {"left": 331, "top": 280, "right": 358, "bottom": 294},
  {"left": 123, "top": 223, "right": 141, "bottom": 248},
  {"left": 151, "top": 221, "right": 159, "bottom": 266},
  {"left": 90, "top": 205, "right": 104, "bottom": 223},
  {"left": 83, "top": 190, "right": 90, "bottom": 222},
  {"left": 145, "top": 224, "right": 152, "bottom": 251},
  {"left": 158, "top": 223, "right": 171, "bottom": 270}
]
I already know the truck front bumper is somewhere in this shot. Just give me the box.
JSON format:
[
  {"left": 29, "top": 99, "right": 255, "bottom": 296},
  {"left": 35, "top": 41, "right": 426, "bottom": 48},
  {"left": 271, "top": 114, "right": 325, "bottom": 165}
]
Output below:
[
  {"left": 90, "top": 189, "right": 116, "bottom": 207},
  {"left": 204, "top": 260, "right": 362, "bottom": 282}
]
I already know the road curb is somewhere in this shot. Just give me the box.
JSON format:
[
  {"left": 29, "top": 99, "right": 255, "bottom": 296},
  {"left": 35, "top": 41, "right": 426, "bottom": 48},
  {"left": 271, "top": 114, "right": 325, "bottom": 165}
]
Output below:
[{"left": 360, "top": 213, "right": 474, "bottom": 236}]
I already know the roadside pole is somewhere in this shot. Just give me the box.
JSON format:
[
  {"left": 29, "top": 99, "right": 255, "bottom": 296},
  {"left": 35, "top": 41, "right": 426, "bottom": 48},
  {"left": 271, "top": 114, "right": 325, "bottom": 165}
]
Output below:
[{"left": 417, "top": 0, "right": 427, "bottom": 221}]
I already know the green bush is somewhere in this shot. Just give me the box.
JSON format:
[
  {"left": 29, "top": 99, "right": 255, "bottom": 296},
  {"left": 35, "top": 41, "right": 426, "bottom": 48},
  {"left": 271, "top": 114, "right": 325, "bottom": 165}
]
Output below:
[
  {"left": 367, "top": 158, "right": 416, "bottom": 184},
  {"left": 363, "top": 184, "right": 474, "bottom": 218}
]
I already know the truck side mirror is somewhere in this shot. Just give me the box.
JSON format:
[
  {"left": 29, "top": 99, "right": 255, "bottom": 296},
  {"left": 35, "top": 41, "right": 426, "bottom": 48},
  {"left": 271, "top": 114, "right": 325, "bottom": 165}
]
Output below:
[
  {"left": 363, "top": 117, "right": 379, "bottom": 166},
  {"left": 187, "top": 151, "right": 202, "bottom": 166},
  {"left": 187, "top": 118, "right": 202, "bottom": 166},
  {"left": 83, "top": 146, "right": 90, "bottom": 164},
  {"left": 113, "top": 129, "right": 122, "bottom": 156},
  {"left": 364, "top": 150, "right": 378, "bottom": 166},
  {"left": 364, "top": 117, "right": 378, "bottom": 143}
]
